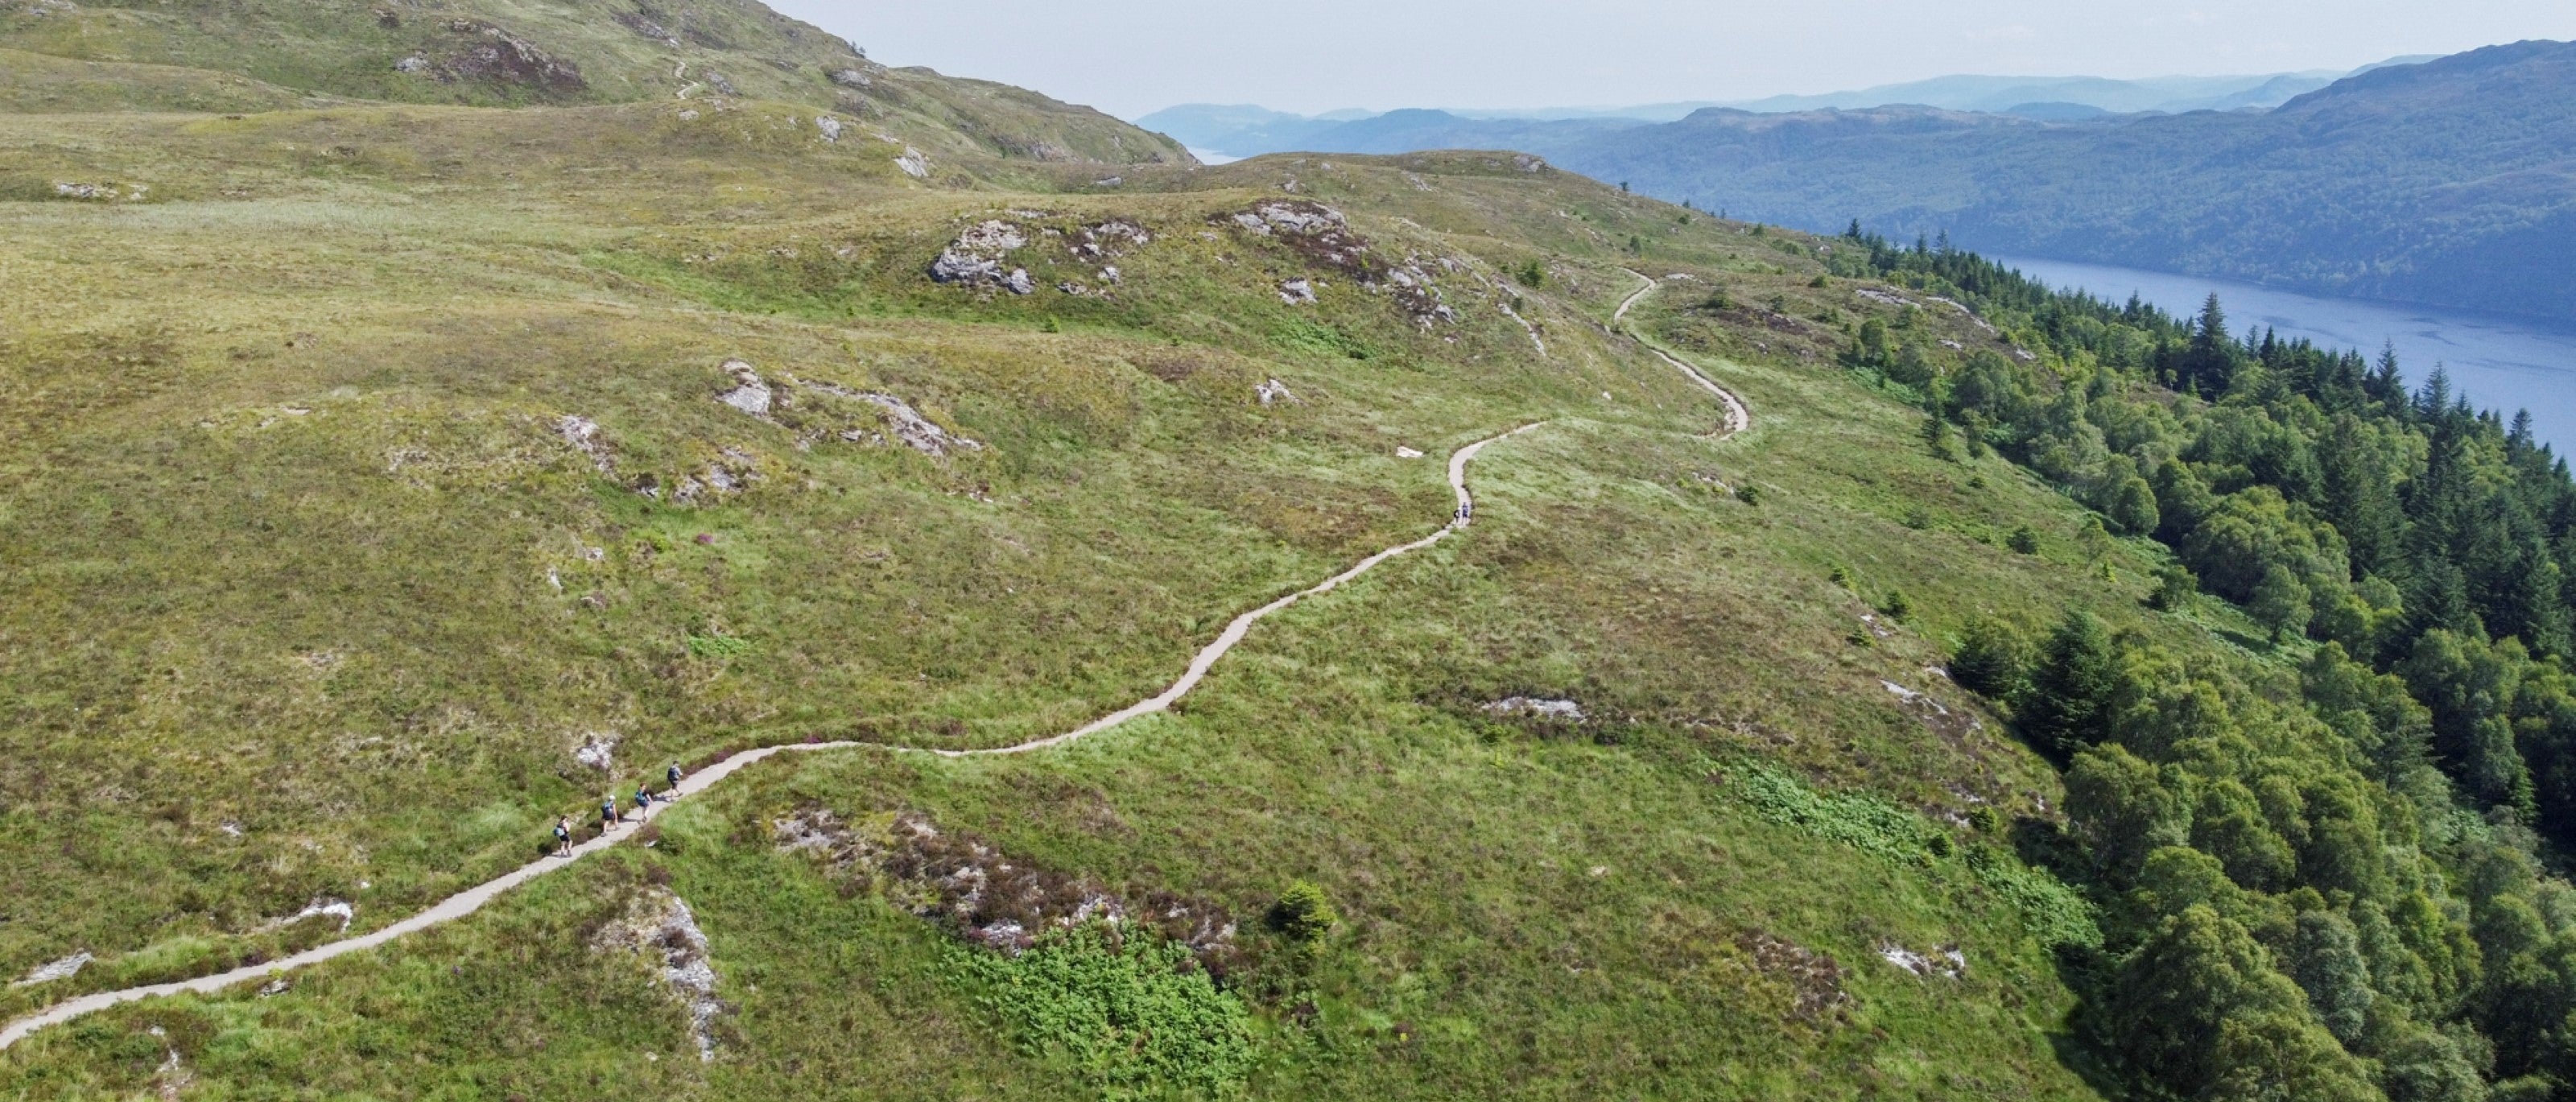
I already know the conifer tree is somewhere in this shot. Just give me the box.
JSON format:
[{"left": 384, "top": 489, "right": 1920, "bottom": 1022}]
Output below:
[{"left": 2023, "top": 609, "right": 2116, "bottom": 755}]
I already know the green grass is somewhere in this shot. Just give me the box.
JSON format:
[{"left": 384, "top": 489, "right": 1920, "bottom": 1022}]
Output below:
[{"left": 0, "top": 47, "right": 2305, "bottom": 1095}]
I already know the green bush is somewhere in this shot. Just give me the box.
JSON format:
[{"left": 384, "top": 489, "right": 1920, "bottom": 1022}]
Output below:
[
  {"left": 2007, "top": 524, "right": 2042, "bottom": 555},
  {"left": 1951, "top": 617, "right": 2033, "bottom": 703},
  {"left": 685, "top": 632, "right": 755, "bottom": 658},
  {"left": 2147, "top": 564, "right": 2198, "bottom": 611},
  {"left": 1268, "top": 880, "right": 1337, "bottom": 945},
  {"left": 948, "top": 924, "right": 1253, "bottom": 1100}
]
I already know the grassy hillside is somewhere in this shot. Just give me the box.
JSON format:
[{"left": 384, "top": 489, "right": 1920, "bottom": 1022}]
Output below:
[
  {"left": 0, "top": 0, "right": 1187, "bottom": 164},
  {"left": 0, "top": 80, "right": 2157, "bottom": 1093},
  {"left": 9, "top": 13, "right": 2573, "bottom": 1100}
]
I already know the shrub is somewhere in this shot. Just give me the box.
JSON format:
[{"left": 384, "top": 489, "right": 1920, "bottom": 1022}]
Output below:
[
  {"left": 1736, "top": 484, "right": 1762, "bottom": 506},
  {"left": 2007, "top": 524, "right": 2042, "bottom": 555},
  {"left": 1269, "top": 881, "right": 1337, "bottom": 945},
  {"left": 685, "top": 631, "right": 754, "bottom": 658},
  {"left": 2149, "top": 564, "right": 2198, "bottom": 611},
  {"left": 1514, "top": 259, "right": 1545, "bottom": 289},
  {"left": 1880, "top": 589, "right": 1913, "bottom": 621},
  {"left": 1951, "top": 617, "right": 2033, "bottom": 703},
  {"left": 949, "top": 924, "right": 1252, "bottom": 1100}
]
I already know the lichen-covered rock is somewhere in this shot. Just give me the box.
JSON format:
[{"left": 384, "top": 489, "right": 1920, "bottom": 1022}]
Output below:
[
  {"left": 1483, "top": 696, "right": 1586, "bottom": 722},
  {"left": 773, "top": 808, "right": 1241, "bottom": 972},
  {"left": 927, "top": 221, "right": 1029, "bottom": 287},
  {"left": 714, "top": 360, "right": 772, "bottom": 417},
  {"left": 427, "top": 21, "right": 587, "bottom": 92},
  {"left": 557, "top": 415, "right": 614, "bottom": 473},
  {"left": 592, "top": 889, "right": 729, "bottom": 1062}
]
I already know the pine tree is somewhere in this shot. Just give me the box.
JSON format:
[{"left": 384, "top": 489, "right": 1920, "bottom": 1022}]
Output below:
[
  {"left": 2023, "top": 609, "right": 2117, "bottom": 756},
  {"left": 2184, "top": 294, "right": 2235, "bottom": 395}
]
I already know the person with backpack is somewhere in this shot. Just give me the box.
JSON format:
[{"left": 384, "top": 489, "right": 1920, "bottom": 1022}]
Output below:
[
  {"left": 601, "top": 795, "right": 619, "bottom": 830},
  {"left": 634, "top": 783, "right": 652, "bottom": 816},
  {"left": 667, "top": 761, "right": 684, "bottom": 796},
  {"left": 554, "top": 816, "right": 572, "bottom": 857}
]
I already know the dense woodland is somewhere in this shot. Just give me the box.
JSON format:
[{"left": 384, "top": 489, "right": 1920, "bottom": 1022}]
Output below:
[{"left": 1833, "top": 227, "right": 2576, "bottom": 1101}]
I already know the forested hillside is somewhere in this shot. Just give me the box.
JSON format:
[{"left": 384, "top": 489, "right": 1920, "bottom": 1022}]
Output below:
[{"left": 1825, "top": 226, "right": 2576, "bottom": 1096}]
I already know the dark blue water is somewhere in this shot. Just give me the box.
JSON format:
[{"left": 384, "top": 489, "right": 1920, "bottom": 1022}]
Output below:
[{"left": 1995, "top": 255, "right": 2576, "bottom": 455}]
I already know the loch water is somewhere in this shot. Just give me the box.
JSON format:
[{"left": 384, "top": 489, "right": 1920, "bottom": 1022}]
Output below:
[{"left": 1995, "top": 255, "right": 2576, "bottom": 455}]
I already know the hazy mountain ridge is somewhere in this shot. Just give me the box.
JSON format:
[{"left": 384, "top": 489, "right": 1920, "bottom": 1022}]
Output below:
[
  {"left": 1137, "top": 60, "right": 2414, "bottom": 155},
  {"left": 1141, "top": 43, "right": 2576, "bottom": 322}
]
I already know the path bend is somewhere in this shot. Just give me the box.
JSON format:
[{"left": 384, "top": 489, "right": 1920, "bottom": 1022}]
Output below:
[
  {"left": 0, "top": 422, "right": 1546, "bottom": 1051},
  {"left": 1618, "top": 268, "right": 1752, "bottom": 435}
]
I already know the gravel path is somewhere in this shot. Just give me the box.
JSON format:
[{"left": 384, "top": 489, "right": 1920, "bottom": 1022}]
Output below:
[
  {"left": 1618, "top": 268, "right": 1752, "bottom": 435},
  {"left": 5, "top": 271, "right": 1757, "bottom": 1052},
  {"left": 1, "top": 422, "right": 1549, "bottom": 1051}
]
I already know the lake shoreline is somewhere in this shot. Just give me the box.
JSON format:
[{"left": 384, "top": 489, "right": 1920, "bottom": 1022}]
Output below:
[{"left": 1993, "top": 254, "right": 2576, "bottom": 453}]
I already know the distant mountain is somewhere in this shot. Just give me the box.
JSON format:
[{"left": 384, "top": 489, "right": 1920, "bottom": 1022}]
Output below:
[
  {"left": 1137, "top": 45, "right": 2576, "bottom": 324},
  {"left": 1136, "top": 61, "right": 2417, "bottom": 159},
  {"left": 1553, "top": 41, "right": 2576, "bottom": 323}
]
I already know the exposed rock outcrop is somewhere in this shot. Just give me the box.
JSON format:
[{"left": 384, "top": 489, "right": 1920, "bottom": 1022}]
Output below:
[
  {"left": 592, "top": 889, "right": 729, "bottom": 1062},
  {"left": 775, "top": 808, "right": 1241, "bottom": 974}
]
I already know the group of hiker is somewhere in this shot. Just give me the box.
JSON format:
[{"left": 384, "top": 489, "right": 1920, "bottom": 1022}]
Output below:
[{"left": 552, "top": 761, "right": 686, "bottom": 856}]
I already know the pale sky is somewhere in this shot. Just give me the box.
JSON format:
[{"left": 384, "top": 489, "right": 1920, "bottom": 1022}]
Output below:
[{"left": 764, "top": 1, "right": 2576, "bottom": 118}]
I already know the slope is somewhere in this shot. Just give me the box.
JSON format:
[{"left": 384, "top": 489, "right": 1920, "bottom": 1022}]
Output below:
[
  {"left": 8, "top": 12, "right": 2574, "bottom": 1102},
  {"left": 0, "top": 79, "right": 2132, "bottom": 1096},
  {"left": 0, "top": 0, "right": 1187, "bottom": 164}
]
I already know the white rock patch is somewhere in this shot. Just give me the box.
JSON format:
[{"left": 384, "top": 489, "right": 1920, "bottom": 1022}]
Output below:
[
  {"left": 593, "top": 889, "right": 729, "bottom": 1062},
  {"left": 928, "top": 220, "right": 1031, "bottom": 288},
  {"left": 1879, "top": 942, "right": 1967, "bottom": 979},
  {"left": 12, "top": 951, "right": 93, "bottom": 987},
  {"left": 558, "top": 415, "right": 615, "bottom": 473},
  {"left": 262, "top": 898, "right": 355, "bottom": 933},
  {"left": 1483, "top": 697, "right": 1586, "bottom": 722},
  {"left": 575, "top": 733, "right": 617, "bottom": 772},
  {"left": 715, "top": 360, "right": 772, "bottom": 418}
]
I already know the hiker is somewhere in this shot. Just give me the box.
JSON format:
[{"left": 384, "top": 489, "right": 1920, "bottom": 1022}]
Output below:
[
  {"left": 601, "top": 795, "right": 619, "bottom": 830},
  {"left": 554, "top": 816, "right": 572, "bottom": 857},
  {"left": 635, "top": 783, "right": 652, "bottom": 815},
  {"left": 667, "top": 761, "right": 683, "bottom": 795}
]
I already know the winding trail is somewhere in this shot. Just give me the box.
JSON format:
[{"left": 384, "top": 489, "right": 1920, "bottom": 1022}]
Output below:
[
  {"left": 1618, "top": 268, "right": 1751, "bottom": 435},
  {"left": 3, "top": 267, "right": 1756, "bottom": 1053},
  {"left": 1, "top": 423, "right": 1546, "bottom": 1050}
]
